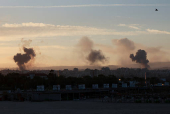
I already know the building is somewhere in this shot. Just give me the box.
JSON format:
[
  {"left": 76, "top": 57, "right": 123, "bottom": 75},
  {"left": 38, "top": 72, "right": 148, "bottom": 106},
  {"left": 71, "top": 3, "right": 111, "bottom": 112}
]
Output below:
[
  {"left": 73, "top": 68, "right": 78, "bottom": 72},
  {"left": 90, "top": 69, "right": 98, "bottom": 77}
]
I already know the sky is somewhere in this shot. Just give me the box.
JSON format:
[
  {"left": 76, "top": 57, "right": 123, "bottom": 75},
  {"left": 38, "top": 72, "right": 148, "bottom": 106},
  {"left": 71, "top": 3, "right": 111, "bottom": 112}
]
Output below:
[{"left": 0, "top": 0, "right": 170, "bottom": 69}]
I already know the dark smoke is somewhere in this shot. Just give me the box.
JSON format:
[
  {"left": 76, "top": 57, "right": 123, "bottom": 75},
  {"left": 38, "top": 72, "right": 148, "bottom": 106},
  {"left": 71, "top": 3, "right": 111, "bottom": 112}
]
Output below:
[
  {"left": 77, "top": 37, "right": 108, "bottom": 65},
  {"left": 14, "top": 47, "right": 36, "bottom": 70},
  {"left": 130, "top": 49, "right": 150, "bottom": 68},
  {"left": 87, "top": 50, "right": 107, "bottom": 65},
  {"left": 23, "top": 47, "right": 36, "bottom": 57}
]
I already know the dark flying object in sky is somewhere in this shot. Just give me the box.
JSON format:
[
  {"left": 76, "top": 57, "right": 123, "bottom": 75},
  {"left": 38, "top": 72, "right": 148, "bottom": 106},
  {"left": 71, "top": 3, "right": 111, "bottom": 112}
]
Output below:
[{"left": 155, "top": 9, "right": 158, "bottom": 11}]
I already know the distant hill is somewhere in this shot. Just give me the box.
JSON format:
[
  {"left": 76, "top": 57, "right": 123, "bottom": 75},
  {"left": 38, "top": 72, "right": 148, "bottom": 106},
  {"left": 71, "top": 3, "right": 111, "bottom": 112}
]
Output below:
[
  {"left": 149, "top": 62, "right": 170, "bottom": 69},
  {"left": 119, "top": 62, "right": 170, "bottom": 70},
  {"left": 1, "top": 62, "right": 170, "bottom": 70},
  {"left": 22, "top": 62, "right": 170, "bottom": 70}
]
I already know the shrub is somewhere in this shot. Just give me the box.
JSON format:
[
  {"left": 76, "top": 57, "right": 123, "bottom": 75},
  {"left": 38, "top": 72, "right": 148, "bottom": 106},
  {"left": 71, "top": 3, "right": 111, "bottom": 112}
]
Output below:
[
  {"left": 146, "top": 99, "right": 152, "bottom": 103},
  {"left": 165, "top": 100, "right": 170, "bottom": 103},
  {"left": 135, "top": 99, "right": 142, "bottom": 103},
  {"left": 154, "top": 99, "right": 160, "bottom": 103}
]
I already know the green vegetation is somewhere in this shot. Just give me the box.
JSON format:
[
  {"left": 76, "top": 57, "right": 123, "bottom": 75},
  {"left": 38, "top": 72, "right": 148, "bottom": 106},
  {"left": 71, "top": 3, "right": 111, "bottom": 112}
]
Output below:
[
  {"left": 0, "top": 72, "right": 168, "bottom": 91},
  {"left": 0, "top": 73, "right": 119, "bottom": 90},
  {"left": 135, "top": 99, "right": 142, "bottom": 103},
  {"left": 145, "top": 99, "right": 152, "bottom": 103}
]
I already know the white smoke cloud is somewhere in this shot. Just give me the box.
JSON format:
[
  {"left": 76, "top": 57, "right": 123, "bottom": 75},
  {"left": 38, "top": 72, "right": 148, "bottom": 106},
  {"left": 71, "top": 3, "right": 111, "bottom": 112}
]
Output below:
[
  {"left": 96, "top": 38, "right": 170, "bottom": 66},
  {"left": 112, "top": 38, "right": 136, "bottom": 51},
  {"left": 75, "top": 37, "right": 108, "bottom": 65}
]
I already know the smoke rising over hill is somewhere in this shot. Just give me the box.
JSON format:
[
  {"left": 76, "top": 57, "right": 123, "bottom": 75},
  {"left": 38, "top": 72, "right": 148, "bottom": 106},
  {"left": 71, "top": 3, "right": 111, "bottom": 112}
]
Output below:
[
  {"left": 111, "top": 38, "right": 136, "bottom": 65},
  {"left": 87, "top": 50, "right": 107, "bottom": 65},
  {"left": 130, "top": 49, "right": 150, "bottom": 69},
  {"left": 13, "top": 39, "right": 36, "bottom": 70},
  {"left": 112, "top": 38, "right": 135, "bottom": 51},
  {"left": 96, "top": 38, "right": 168, "bottom": 68},
  {"left": 77, "top": 37, "right": 108, "bottom": 65},
  {"left": 14, "top": 47, "right": 36, "bottom": 70}
]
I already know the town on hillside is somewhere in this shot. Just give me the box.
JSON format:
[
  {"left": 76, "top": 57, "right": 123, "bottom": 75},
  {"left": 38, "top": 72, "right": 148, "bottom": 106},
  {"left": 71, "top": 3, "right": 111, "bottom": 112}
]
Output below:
[{"left": 0, "top": 67, "right": 170, "bottom": 103}]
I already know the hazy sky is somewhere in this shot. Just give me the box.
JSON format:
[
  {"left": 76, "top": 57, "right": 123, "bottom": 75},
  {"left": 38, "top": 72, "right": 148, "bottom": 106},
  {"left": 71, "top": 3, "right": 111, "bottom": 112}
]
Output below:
[{"left": 0, "top": 0, "right": 170, "bottom": 69}]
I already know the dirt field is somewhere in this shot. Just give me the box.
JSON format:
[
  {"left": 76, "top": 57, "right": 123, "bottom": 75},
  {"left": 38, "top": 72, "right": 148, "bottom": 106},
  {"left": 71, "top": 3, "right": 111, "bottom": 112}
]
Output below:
[{"left": 0, "top": 100, "right": 170, "bottom": 114}]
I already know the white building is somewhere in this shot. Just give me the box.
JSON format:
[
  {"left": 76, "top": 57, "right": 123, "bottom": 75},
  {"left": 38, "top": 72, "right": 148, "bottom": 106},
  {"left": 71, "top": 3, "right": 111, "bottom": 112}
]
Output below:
[
  {"left": 78, "top": 84, "right": 85, "bottom": 89},
  {"left": 122, "top": 83, "right": 127, "bottom": 88},
  {"left": 92, "top": 84, "right": 98, "bottom": 89},
  {"left": 53, "top": 85, "right": 60, "bottom": 91},
  {"left": 66, "top": 85, "right": 72, "bottom": 90},
  {"left": 164, "top": 82, "right": 169, "bottom": 86},
  {"left": 156, "top": 83, "right": 162, "bottom": 87},
  {"left": 129, "top": 81, "right": 136, "bottom": 87},
  {"left": 37, "top": 85, "right": 44, "bottom": 91},
  {"left": 103, "top": 84, "right": 109, "bottom": 88},
  {"left": 112, "top": 84, "right": 117, "bottom": 88}
]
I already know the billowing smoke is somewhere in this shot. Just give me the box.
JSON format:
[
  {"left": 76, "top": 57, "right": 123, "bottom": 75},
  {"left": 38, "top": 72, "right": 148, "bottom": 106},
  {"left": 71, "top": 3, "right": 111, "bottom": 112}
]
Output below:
[
  {"left": 87, "top": 50, "right": 107, "bottom": 65},
  {"left": 130, "top": 49, "right": 150, "bottom": 68},
  {"left": 77, "top": 37, "right": 108, "bottom": 65},
  {"left": 14, "top": 47, "right": 36, "bottom": 70},
  {"left": 77, "top": 36, "right": 93, "bottom": 52},
  {"left": 112, "top": 38, "right": 135, "bottom": 51},
  {"left": 110, "top": 38, "right": 136, "bottom": 65},
  {"left": 14, "top": 39, "right": 36, "bottom": 70}
]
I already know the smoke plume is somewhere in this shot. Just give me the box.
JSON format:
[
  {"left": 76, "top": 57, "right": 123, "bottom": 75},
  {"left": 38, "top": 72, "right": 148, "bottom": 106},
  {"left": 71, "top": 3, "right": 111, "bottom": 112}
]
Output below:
[
  {"left": 77, "top": 36, "right": 93, "bottom": 52},
  {"left": 130, "top": 49, "right": 150, "bottom": 68},
  {"left": 87, "top": 50, "right": 107, "bottom": 65},
  {"left": 77, "top": 37, "right": 108, "bottom": 65},
  {"left": 112, "top": 38, "right": 135, "bottom": 51},
  {"left": 110, "top": 38, "right": 136, "bottom": 65},
  {"left": 14, "top": 39, "right": 36, "bottom": 70}
]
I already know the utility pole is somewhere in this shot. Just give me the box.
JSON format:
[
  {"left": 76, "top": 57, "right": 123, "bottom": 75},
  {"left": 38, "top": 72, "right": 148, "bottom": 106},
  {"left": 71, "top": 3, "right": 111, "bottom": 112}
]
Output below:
[{"left": 145, "top": 72, "right": 147, "bottom": 87}]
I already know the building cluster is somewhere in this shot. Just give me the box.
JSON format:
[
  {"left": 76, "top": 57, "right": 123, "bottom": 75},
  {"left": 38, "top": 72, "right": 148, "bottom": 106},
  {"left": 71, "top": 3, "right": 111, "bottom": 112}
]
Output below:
[
  {"left": 1, "top": 68, "right": 170, "bottom": 102},
  {"left": 1, "top": 67, "right": 170, "bottom": 78},
  {"left": 1, "top": 68, "right": 170, "bottom": 89}
]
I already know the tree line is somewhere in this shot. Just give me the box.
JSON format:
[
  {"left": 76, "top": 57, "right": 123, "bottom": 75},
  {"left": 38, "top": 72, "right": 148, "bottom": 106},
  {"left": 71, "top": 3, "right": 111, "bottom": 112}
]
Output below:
[{"left": 0, "top": 72, "right": 164, "bottom": 90}]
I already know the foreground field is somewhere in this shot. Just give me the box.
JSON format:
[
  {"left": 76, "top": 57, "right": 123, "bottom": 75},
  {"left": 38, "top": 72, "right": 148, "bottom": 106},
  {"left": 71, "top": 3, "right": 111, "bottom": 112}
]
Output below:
[{"left": 0, "top": 100, "right": 170, "bottom": 114}]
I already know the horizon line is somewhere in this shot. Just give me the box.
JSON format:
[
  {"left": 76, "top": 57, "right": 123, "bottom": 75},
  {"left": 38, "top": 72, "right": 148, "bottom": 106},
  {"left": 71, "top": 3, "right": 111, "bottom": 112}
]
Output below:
[{"left": 0, "top": 4, "right": 169, "bottom": 8}]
